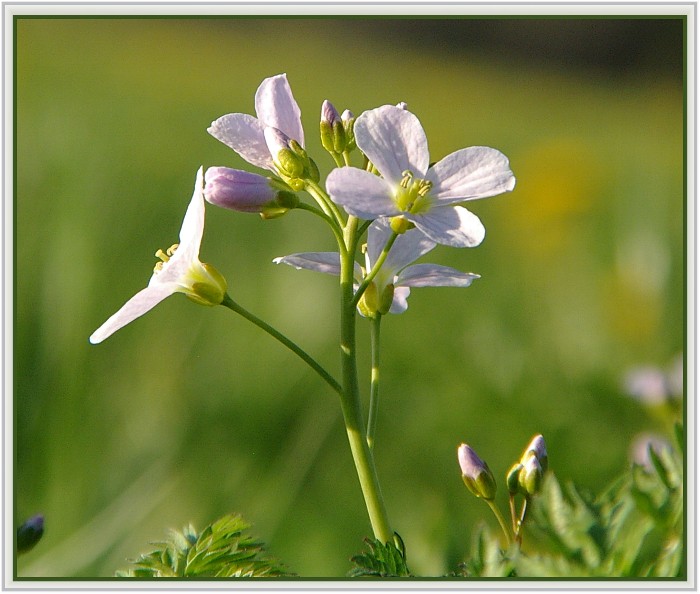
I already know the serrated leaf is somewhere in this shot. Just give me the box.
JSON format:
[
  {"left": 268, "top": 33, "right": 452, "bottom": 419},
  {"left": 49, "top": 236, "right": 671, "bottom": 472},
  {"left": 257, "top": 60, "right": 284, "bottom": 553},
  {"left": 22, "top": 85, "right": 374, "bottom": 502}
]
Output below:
[
  {"left": 348, "top": 537, "right": 411, "bottom": 577},
  {"left": 116, "top": 513, "right": 293, "bottom": 578}
]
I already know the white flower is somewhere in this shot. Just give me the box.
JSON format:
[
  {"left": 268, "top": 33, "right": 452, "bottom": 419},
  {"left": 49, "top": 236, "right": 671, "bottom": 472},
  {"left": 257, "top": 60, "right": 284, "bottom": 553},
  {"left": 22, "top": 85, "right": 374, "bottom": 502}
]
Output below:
[
  {"left": 326, "top": 105, "right": 516, "bottom": 248},
  {"left": 273, "top": 220, "right": 479, "bottom": 315},
  {"left": 208, "top": 74, "right": 304, "bottom": 174},
  {"left": 89, "top": 167, "right": 226, "bottom": 344}
]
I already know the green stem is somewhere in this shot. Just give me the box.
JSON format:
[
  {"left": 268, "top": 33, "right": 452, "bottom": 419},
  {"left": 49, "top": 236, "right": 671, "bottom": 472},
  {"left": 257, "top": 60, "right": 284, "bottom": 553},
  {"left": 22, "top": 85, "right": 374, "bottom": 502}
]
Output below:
[
  {"left": 351, "top": 231, "right": 399, "bottom": 308},
  {"left": 296, "top": 202, "right": 347, "bottom": 255},
  {"left": 221, "top": 294, "right": 342, "bottom": 396},
  {"left": 366, "top": 314, "right": 382, "bottom": 450},
  {"left": 338, "top": 217, "right": 393, "bottom": 543},
  {"left": 305, "top": 179, "right": 345, "bottom": 229},
  {"left": 486, "top": 500, "right": 513, "bottom": 547}
]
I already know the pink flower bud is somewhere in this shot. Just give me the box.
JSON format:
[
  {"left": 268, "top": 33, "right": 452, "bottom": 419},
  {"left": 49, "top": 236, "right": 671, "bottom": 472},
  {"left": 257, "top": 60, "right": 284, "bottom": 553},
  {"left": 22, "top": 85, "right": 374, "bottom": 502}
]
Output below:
[{"left": 204, "top": 167, "right": 276, "bottom": 213}]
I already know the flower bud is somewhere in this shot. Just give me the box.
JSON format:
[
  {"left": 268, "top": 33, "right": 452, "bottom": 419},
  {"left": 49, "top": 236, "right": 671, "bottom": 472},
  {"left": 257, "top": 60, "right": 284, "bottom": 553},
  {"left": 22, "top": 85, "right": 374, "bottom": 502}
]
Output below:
[
  {"left": 520, "top": 434, "right": 548, "bottom": 473},
  {"left": 320, "top": 100, "right": 341, "bottom": 153},
  {"left": 341, "top": 109, "right": 356, "bottom": 151},
  {"left": 17, "top": 514, "right": 44, "bottom": 554},
  {"left": 518, "top": 452, "right": 543, "bottom": 496},
  {"left": 204, "top": 167, "right": 277, "bottom": 213},
  {"left": 396, "top": 102, "right": 408, "bottom": 110},
  {"left": 458, "top": 443, "right": 497, "bottom": 500},
  {"left": 506, "top": 462, "right": 523, "bottom": 495},
  {"left": 264, "top": 127, "right": 305, "bottom": 178}
]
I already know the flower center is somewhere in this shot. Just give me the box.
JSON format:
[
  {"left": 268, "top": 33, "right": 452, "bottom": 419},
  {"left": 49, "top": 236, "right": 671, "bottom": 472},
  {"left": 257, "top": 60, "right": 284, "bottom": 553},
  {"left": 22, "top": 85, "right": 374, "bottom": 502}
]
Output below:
[
  {"left": 394, "top": 170, "right": 433, "bottom": 214},
  {"left": 153, "top": 243, "right": 179, "bottom": 273}
]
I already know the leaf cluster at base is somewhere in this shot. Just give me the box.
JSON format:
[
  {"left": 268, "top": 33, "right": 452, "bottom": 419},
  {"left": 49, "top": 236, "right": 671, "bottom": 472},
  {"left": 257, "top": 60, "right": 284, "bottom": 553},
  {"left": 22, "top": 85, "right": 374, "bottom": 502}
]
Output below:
[{"left": 348, "top": 536, "right": 411, "bottom": 577}]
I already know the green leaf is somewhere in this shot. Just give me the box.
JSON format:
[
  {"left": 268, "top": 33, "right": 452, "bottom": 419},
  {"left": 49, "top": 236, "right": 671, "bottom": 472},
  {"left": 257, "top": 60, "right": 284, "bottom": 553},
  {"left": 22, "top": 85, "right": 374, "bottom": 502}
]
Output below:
[
  {"left": 348, "top": 536, "right": 411, "bottom": 577},
  {"left": 116, "top": 513, "right": 293, "bottom": 578}
]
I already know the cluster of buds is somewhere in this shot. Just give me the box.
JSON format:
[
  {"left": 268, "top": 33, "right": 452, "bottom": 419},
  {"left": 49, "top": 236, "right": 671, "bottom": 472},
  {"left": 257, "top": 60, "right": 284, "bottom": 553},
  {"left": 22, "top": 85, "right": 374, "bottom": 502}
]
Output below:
[
  {"left": 457, "top": 434, "right": 548, "bottom": 547},
  {"left": 506, "top": 434, "right": 548, "bottom": 497},
  {"left": 265, "top": 128, "right": 320, "bottom": 191}
]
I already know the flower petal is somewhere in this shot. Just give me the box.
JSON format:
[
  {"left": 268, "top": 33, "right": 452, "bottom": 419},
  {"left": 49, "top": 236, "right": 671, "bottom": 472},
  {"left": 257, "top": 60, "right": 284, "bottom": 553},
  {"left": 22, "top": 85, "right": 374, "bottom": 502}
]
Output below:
[
  {"left": 389, "top": 286, "right": 411, "bottom": 314},
  {"left": 397, "top": 264, "right": 480, "bottom": 288},
  {"left": 158, "top": 167, "right": 205, "bottom": 283},
  {"left": 208, "top": 113, "right": 273, "bottom": 171},
  {"left": 408, "top": 205, "right": 486, "bottom": 248},
  {"left": 367, "top": 220, "right": 435, "bottom": 281},
  {"left": 354, "top": 105, "right": 429, "bottom": 184},
  {"left": 326, "top": 167, "right": 399, "bottom": 219},
  {"left": 427, "top": 146, "right": 516, "bottom": 202},
  {"left": 89, "top": 283, "right": 177, "bottom": 344},
  {"left": 273, "top": 252, "right": 342, "bottom": 276},
  {"left": 254, "top": 74, "right": 304, "bottom": 145}
]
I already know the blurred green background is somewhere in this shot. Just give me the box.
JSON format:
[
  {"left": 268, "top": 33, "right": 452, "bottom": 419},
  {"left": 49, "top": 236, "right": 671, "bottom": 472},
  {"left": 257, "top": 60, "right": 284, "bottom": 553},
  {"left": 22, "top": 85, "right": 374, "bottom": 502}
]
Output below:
[{"left": 15, "top": 17, "right": 685, "bottom": 578}]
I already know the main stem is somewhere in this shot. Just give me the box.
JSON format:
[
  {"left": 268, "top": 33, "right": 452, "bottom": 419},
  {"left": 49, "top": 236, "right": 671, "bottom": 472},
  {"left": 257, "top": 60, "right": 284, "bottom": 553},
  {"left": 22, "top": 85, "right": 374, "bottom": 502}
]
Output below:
[{"left": 339, "top": 217, "right": 393, "bottom": 543}]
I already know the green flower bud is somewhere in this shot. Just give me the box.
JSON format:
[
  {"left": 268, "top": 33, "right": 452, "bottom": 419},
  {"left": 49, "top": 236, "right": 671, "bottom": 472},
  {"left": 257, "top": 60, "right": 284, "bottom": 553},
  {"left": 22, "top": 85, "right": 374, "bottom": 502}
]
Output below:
[
  {"left": 377, "top": 283, "right": 395, "bottom": 315},
  {"left": 521, "top": 434, "right": 548, "bottom": 473},
  {"left": 342, "top": 109, "right": 356, "bottom": 151},
  {"left": 458, "top": 443, "right": 497, "bottom": 500},
  {"left": 518, "top": 452, "right": 543, "bottom": 496},
  {"left": 506, "top": 462, "right": 523, "bottom": 495}
]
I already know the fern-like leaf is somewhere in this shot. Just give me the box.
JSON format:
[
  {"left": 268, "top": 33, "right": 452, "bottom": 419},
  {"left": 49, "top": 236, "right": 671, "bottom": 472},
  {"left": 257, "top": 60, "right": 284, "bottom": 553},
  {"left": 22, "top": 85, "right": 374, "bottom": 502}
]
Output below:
[
  {"left": 348, "top": 536, "right": 411, "bottom": 577},
  {"left": 116, "top": 513, "right": 293, "bottom": 578}
]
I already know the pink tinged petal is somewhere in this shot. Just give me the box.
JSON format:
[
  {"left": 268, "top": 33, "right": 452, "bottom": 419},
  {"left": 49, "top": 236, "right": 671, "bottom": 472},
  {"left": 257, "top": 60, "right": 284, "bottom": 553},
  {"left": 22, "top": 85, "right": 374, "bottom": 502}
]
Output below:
[
  {"left": 367, "top": 220, "right": 435, "bottom": 277},
  {"left": 204, "top": 167, "right": 275, "bottom": 212},
  {"left": 254, "top": 74, "right": 304, "bottom": 146},
  {"left": 426, "top": 147, "right": 516, "bottom": 202},
  {"left": 409, "top": 205, "right": 486, "bottom": 248},
  {"left": 273, "top": 252, "right": 342, "bottom": 276},
  {"left": 354, "top": 105, "right": 429, "bottom": 184},
  {"left": 88, "top": 283, "right": 177, "bottom": 344},
  {"left": 207, "top": 113, "right": 273, "bottom": 171},
  {"left": 326, "top": 167, "right": 399, "bottom": 219},
  {"left": 157, "top": 167, "right": 205, "bottom": 283},
  {"left": 397, "top": 264, "right": 480, "bottom": 288},
  {"left": 389, "top": 286, "right": 411, "bottom": 314},
  {"left": 274, "top": 252, "right": 363, "bottom": 280}
]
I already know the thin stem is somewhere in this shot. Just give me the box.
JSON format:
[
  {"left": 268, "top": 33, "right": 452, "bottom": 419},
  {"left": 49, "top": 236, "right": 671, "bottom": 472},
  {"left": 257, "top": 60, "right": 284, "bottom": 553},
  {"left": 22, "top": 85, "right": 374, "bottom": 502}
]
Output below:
[
  {"left": 515, "top": 498, "right": 529, "bottom": 546},
  {"left": 329, "top": 151, "right": 345, "bottom": 168},
  {"left": 296, "top": 202, "right": 347, "bottom": 256},
  {"left": 351, "top": 231, "right": 399, "bottom": 308},
  {"left": 221, "top": 294, "right": 342, "bottom": 396},
  {"left": 305, "top": 179, "right": 345, "bottom": 228},
  {"left": 366, "top": 314, "right": 382, "bottom": 450},
  {"left": 337, "top": 217, "right": 393, "bottom": 543},
  {"left": 509, "top": 494, "right": 518, "bottom": 534},
  {"left": 486, "top": 500, "right": 513, "bottom": 547}
]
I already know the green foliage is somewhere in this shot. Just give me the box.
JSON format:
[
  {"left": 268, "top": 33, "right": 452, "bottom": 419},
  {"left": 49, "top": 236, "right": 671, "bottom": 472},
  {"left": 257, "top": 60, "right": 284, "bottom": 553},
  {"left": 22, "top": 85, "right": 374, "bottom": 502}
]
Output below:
[
  {"left": 348, "top": 536, "right": 411, "bottom": 577},
  {"left": 453, "top": 522, "right": 515, "bottom": 577},
  {"left": 521, "top": 432, "right": 683, "bottom": 577},
  {"left": 116, "top": 514, "right": 293, "bottom": 578},
  {"left": 456, "top": 428, "right": 684, "bottom": 579}
]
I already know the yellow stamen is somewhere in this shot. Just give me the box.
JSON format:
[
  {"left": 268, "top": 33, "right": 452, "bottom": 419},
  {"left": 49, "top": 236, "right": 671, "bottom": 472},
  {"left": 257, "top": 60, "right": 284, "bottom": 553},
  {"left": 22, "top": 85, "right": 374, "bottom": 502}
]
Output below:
[{"left": 153, "top": 243, "right": 180, "bottom": 273}]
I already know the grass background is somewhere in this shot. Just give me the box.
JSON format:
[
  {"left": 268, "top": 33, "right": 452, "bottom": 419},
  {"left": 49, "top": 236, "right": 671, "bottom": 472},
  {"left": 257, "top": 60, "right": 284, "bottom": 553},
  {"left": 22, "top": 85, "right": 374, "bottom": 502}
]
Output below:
[{"left": 15, "top": 16, "right": 685, "bottom": 577}]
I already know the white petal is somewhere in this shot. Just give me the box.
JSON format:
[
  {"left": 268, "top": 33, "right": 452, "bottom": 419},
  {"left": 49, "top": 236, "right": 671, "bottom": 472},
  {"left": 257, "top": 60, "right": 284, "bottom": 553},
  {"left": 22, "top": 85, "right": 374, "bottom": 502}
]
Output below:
[
  {"left": 409, "top": 205, "right": 486, "bottom": 248},
  {"left": 354, "top": 106, "right": 429, "bottom": 184},
  {"left": 326, "top": 167, "right": 399, "bottom": 219},
  {"left": 367, "top": 220, "right": 435, "bottom": 279},
  {"left": 426, "top": 147, "right": 516, "bottom": 202},
  {"left": 273, "top": 252, "right": 342, "bottom": 276},
  {"left": 397, "top": 264, "right": 480, "bottom": 288},
  {"left": 389, "top": 286, "right": 411, "bottom": 314},
  {"left": 89, "top": 284, "right": 177, "bottom": 344},
  {"left": 254, "top": 74, "right": 304, "bottom": 146},
  {"left": 208, "top": 113, "right": 273, "bottom": 171},
  {"left": 158, "top": 167, "right": 206, "bottom": 282}
]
